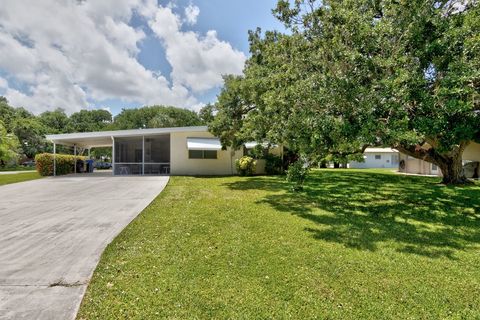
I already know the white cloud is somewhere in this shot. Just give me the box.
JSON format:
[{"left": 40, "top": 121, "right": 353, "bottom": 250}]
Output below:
[
  {"left": 0, "top": 0, "right": 242, "bottom": 114},
  {"left": 0, "top": 77, "right": 7, "bottom": 89},
  {"left": 184, "top": 4, "right": 200, "bottom": 25},
  {"left": 149, "top": 5, "right": 246, "bottom": 92}
]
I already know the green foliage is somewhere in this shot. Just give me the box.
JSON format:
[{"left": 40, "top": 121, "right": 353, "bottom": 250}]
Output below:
[
  {"left": 0, "top": 98, "right": 47, "bottom": 158},
  {"left": 264, "top": 153, "right": 283, "bottom": 174},
  {"left": 68, "top": 109, "right": 112, "bottom": 132},
  {"left": 12, "top": 117, "right": 48, "bottom": 158},
  {"left": 0, "top": 121, "right": 20, "bottom": 164},
  {"left": 113, "top": 105, "right": 202, "bottom": 129},
  {"left": 35, "top": 153, "right": 86, "bottom": 176},
  {"left": 210, "top": 1, "right": 480, "bottom": 184},
  {"left": 286, "top": 160, "right": 309, "bottom": 191},
  {"left": 235, "top": 156, "right": 256, "bottom": 176},
  {"left": 246, "top": 144, "right": 267, "bottom": 159},
  {"left": 198, "top": 103, "right": 215, "bottom": 124},
  {"left": 207, "top": 75, "right": 261, "bottom": 149},
  {"left": 38, "top": 108, "right": 70, "bottom": 133}
]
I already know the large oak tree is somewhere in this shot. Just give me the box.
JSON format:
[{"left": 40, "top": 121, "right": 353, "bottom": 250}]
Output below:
[{"left": 208, "top": 0, "right": 480, "bottom": 184}]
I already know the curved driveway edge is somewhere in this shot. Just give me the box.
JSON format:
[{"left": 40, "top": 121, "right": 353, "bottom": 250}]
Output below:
[{"left": 0, "top": 174, "right": 169, "bottom": 320}]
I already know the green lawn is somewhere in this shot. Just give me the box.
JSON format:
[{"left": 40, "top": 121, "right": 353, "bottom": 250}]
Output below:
[
  {"left": 0, "top": 171, "right": 42, "bottom": 186},
  {"left": 78, "top": 169, "right": 480, "bottom": 319},
  {"left": 0, "top": 166, "right": 36, "bottom": 172}
]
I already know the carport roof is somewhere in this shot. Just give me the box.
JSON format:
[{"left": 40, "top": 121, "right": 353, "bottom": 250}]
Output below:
[{"left": 46, "top": 126, "right": 208, "bottom": 148}]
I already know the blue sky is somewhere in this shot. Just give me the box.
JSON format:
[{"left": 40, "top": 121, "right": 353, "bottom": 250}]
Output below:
[{"left": 0, "top": 0, "right": 285, "bottom": 115}]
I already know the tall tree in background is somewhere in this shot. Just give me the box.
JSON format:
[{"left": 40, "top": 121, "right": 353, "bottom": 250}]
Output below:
[
  {"left": 0, "top": 98, "right": 49, "bottom": 158},
  {"left": 68, "top": 109, "right": 113, "bottom": 132},
  {"left": 0, "top": 121, "right": 20, "bottom": 165},
  {"left": 39, "top": 108, "right": 70, "bottom": 134},
  {"left": 113, "top": 105, "right": 202, "bottom": 129},
  {"left": 209, "top": 0, "right": 480, "bottom": 184},
  {"left": 198, "top": 103, "right": 215, "bottom": 124},
  {"left": 12, "top": 117, "right": 48, "bottom": 159}
]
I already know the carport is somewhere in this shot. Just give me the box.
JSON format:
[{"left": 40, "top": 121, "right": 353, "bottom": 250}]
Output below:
[{"left": 46, "top": 128, "right": 173, "bottom": 176}]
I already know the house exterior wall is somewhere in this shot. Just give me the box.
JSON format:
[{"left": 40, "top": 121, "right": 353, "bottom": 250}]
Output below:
[
  {"left": 349, "top": 152, "right": 399, "bottom": 169},
  {"left": 398, "top": 154, "right": 440, "bottom": 176},
  {"left": 170, "top": 131, "right": 243, "bottom": 175},
  {"left": 463, "top": 142, "right": 480, "bottom": 161},
  {"left": 399, "top": 142, "right": 480, "bottom": 176}
]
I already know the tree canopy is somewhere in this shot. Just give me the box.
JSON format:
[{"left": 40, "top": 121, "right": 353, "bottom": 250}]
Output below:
[
  {"left": 113, "top": 105, "right": 203, "bottom": 129},
  {"left": 208, "top": 0, "right": 480, "bottom": 184},
  {"left": 0, "top": 120, "right": 20, "bottom": 164}
]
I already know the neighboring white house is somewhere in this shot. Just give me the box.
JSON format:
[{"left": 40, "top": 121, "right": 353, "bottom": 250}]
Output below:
[
  {"left": 348, "top": 148, "right": 399, "bottom": 169},
  {"left": 46, "top": 126, "right": 280, "bottom": 176}
]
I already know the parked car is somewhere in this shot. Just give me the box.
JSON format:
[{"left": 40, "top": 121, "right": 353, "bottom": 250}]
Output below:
[
  {"left": 94, "top": 161, "right": 112, "bottom": 169},
  {"left": 21, "top": 160, "right": 36, "bottom": 167}
]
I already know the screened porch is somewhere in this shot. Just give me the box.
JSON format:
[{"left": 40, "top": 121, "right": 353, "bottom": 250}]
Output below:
[{"left": 113, "top": 134, "right": 170, "bottom": 175}]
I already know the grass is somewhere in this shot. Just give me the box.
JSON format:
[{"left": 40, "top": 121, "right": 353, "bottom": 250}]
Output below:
[
  {"left": 77, "top": 169, "right": 480, "bottom": 319},
  {"left": 0, "top": 166, "right": 36, "bottom": 172},
  {"left": 0, "top": 171, "right": 42, "bottom": 186}
]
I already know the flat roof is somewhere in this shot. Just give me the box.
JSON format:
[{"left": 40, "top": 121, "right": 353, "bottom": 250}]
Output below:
[
  {"left": 364, "top": 147, "right": 398, "bottom": 153},
  {"left": 46, "top": 126, "right": 208, "bottom": 148}
]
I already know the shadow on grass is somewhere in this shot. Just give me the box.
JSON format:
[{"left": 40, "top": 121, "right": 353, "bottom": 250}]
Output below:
[{"left": 223, "top": 170, "right": 480, "bottom": 259}]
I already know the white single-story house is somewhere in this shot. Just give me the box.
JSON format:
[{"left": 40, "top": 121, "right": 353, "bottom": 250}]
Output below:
[
  {"left": 46, "top": 126, "right": 281, "bottom": 176},
  {"left": 348, "top": 148, "right": 399, "bottom": 169}
]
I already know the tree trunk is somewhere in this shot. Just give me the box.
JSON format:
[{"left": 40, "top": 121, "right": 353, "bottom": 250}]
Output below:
[
  {"left": 333, "top": 162, "right": 340, "bottom": 168},
  {"left": 395, "top": 141, "right": 469, "bottom": 185},
  {"left": 437, "top": 153, "right": 468, "bottom": 185}
]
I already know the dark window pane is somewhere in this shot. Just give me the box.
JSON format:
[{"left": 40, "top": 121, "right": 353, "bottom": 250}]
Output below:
[
  {"left": 204, "top": 150, "right": 217, "bottom": 159},
  {"left": 189, "top": 150, "right": 203, "bottom": 159},
  {"left": 145, "top": 134, "right": 170, "bottom": 163},
  {"left": 375, "top": 155, "right": 381, "bottom": 160},
  {"left": 114, "top": 137, "right": 142, "bottom": 163}
]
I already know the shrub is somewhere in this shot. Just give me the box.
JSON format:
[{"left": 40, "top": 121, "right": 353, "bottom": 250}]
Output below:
[
  {"left": 286, "top": 160, "right": 309, "bottom": 191},
  {"left": 247, "top": 144, "right": 266, "bottom": 159},
  {"left": 265, "top": 154, "right": 283, "bottom": 175},
  {"left": 35, "top": 153, "right": 86, "bottom": 176},
  {"left": 235, "top": 156, "right": 256, "bottom": 176}
]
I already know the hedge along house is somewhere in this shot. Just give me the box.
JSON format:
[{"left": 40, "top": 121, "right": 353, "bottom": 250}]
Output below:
[{"left": 45, "top": 126, "right": 246, "bottom": 176}]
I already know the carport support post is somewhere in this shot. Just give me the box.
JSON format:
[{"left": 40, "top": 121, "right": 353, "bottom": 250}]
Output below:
[
  {"left": 74, "top": 144, "right": 77, "bottom": 174},
  {"left": 111, "top": 136, "right": 115, "bottom": 175},
  {"left": 53, "top": 142, "right": 56, "bottom": 177},
  {"left": 142, "top": 135, "right": 145, "bottom": 175}
]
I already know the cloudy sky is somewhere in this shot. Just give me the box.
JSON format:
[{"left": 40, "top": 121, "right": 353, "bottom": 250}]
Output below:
[{"left": 0, "top": 0, "right": 283, "bottom": 115}]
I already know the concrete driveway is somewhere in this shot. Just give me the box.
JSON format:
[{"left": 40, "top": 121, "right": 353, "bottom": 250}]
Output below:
[{"left": 0, "top": 173, "right": 169, "bottom": 319}]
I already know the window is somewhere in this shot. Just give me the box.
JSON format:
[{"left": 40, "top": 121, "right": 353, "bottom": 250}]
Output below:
[
  {"left": 375, "top": 155, "right": 381, "bottom": 160},
  {"left": 189, "top": 150, "right": 217, "bottom": 159},
  {"left": 432, "top": 164, "right": 438, "bottom": 171},
  {"left": 204, "top": 150, "right": 217, "bottom": 159}
]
